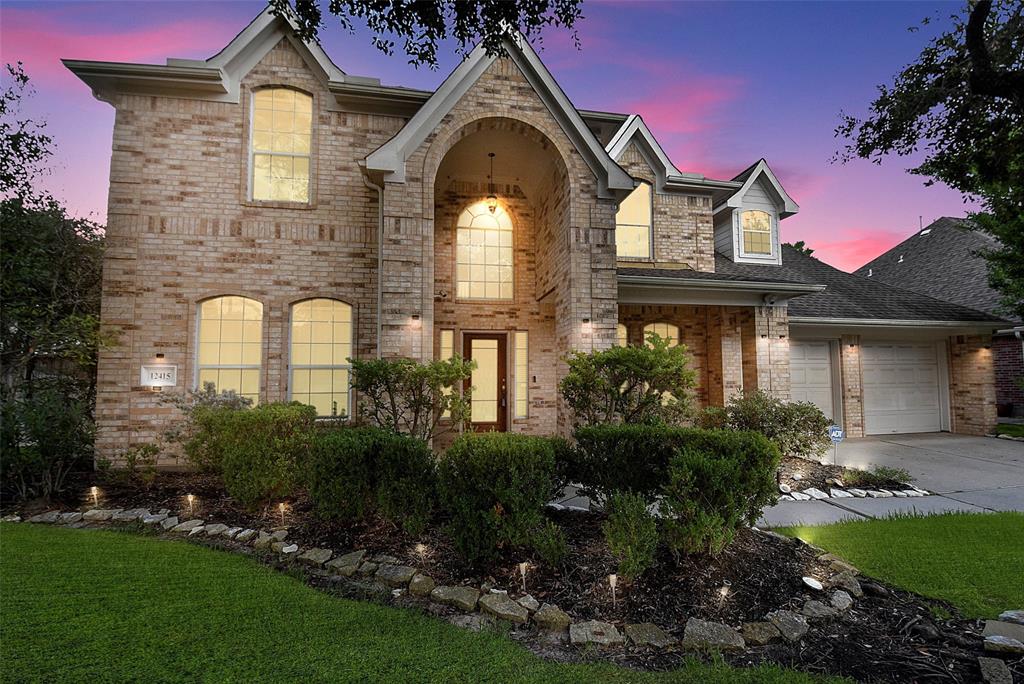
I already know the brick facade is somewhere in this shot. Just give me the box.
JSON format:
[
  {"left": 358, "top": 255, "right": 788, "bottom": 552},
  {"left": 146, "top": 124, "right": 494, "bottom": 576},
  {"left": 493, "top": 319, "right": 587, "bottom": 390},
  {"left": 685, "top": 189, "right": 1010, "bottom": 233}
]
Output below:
[
  {"left": 993, "top": 334, "right": 1024, "bottom": 417},
  {"left": 948, "top": 335, "right": 997, "bottom": 435}
]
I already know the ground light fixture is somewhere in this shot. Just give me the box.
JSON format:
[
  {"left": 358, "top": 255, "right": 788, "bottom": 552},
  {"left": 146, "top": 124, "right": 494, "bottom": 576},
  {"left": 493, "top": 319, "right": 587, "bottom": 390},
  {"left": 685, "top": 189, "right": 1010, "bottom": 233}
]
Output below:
[
  {"left": 90, "top": 486, "right": 99, "bottom": 507},
  {"left": 608, "top": 573, "right": 618, "bottom": 606},
  {"left": 278, "top": 502, "right": 287, "bottom": 525},
  {"left": 518, "top": 562, "right": 529, "bottom": 593},
  {"left": 186, "top": 493, "right": 196, "bottom": 516}
]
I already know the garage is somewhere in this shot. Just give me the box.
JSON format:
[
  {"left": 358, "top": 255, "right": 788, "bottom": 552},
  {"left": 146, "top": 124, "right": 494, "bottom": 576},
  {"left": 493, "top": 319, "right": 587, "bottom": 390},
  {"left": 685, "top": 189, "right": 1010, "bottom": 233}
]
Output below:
[
  {"left": 861, "top": 343, "right": 944, "bottom": 435},
  {"left": 790, "top": 340, "right": 836, "bottom": 422}
]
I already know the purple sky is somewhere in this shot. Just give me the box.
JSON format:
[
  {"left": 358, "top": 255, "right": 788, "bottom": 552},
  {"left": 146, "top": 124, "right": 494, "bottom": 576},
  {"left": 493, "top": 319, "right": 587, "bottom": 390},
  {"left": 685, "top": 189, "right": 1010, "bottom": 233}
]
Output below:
[{"left": 0, "top": 0, "right": 974, "bottom": 271}]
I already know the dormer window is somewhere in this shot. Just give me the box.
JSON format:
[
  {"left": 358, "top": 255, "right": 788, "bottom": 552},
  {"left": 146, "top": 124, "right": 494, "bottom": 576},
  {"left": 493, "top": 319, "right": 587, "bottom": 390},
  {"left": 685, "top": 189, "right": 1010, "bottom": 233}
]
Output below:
[
  {"left": 616, "top": 181, "right": 652, "bottom": 259},
  {"left": 251, "top": 88, "right": 312, "bottom": 203},
  {"left": 742, "top": 210, "right": 772, "bottom": 255}
]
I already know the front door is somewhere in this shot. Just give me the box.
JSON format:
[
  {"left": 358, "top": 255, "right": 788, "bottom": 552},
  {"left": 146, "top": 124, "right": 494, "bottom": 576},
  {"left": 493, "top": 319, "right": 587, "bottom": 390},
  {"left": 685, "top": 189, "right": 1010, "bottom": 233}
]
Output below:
[{"left": 463, "top": 333, "right": 508, "bottom": 432}]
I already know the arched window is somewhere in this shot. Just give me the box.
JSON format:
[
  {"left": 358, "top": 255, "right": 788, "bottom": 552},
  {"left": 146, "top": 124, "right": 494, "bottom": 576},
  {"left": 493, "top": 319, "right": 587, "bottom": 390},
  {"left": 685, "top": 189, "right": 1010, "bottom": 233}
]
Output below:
[
  {"left": 643, "top": 322, "right": 679, "bottom": 348},
  {"left": 251, "top": 88, "right": 312, "bottom": 203},
  {"left": 290, "top": 299, "right": 353, "bottom": 417},
  {"left": 197, "top": 296, "right": 263, "bottom": 403},
  {"left": 455, "top": 201, "right": 513, "bottom": 300},
  {"left": 616, "top": 181, "right": 652, "bottom": 259},
  {"left": 742, "top": 210, "right": 772, "bottom": 255},
  {"left": 616, "top": 323, "right": 629, "bottom": 347}
]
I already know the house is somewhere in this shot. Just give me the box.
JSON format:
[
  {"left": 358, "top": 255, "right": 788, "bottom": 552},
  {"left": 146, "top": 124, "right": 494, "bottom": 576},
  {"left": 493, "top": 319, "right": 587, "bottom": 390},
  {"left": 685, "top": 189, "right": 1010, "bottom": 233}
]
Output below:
[
  {"left": 64, "top": 8, "right": 1005, "bottom": 466},
  {"left": 856, "top": 217, "right": 1024, "bottom": 417}
]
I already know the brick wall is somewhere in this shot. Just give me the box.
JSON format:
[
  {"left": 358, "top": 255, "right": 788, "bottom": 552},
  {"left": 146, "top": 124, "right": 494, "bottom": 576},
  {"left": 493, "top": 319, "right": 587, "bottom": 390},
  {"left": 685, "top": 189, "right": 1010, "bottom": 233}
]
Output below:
[
  {"left": 949, "top": 334, "right": 997, "bottom": 435},
  {"left": 838, "top": 335, "right": 865, "bottom": 437},
  {"left": 993, "top": 334, "right": 1024, "bottom": 417}
]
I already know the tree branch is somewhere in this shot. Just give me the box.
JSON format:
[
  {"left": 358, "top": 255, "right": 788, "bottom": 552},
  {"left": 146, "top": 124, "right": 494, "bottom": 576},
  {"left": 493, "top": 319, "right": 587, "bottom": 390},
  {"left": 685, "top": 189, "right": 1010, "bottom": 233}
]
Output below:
[{"left": 966, "top": 0, "right": 1024, "bottom": 106}]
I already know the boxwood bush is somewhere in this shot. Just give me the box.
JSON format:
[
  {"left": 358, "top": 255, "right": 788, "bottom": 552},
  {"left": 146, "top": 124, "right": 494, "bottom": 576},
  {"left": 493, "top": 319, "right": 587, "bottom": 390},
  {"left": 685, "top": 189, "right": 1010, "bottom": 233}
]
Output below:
[
  {"left": 698, "top": 390, "right": 831, "bottom": 460},
  {"left": 437, "top": 433, "right": 560, "bottom": 565}
]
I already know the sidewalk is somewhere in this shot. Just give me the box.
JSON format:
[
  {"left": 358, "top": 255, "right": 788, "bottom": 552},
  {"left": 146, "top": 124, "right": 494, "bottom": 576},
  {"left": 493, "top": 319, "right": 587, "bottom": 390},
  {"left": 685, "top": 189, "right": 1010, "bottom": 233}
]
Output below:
[{"left": 755, "top": 493, "right": 995, "bottom": 528}]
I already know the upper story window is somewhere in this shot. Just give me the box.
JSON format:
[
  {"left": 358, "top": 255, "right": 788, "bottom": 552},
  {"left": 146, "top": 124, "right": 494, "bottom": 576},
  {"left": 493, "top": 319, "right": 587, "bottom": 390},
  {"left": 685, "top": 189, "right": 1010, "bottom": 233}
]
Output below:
[
  {"left": 290, "top": 298, "right": 353, "bottom": 418},
  {"left": 742, "top": 210, "right": 772, "bottom": 255},
  {"left": 456, "top": 201, "right": 513, "bottom": 300},
  {"left": 616, "top": 181, "right": 652, "bottom": 259},
  {"left": 251, "top": 88, "right": 312, "bottom": 203},
  {"left": 643, "top": 322, "right": 678, "bottom": 347},
  {"left": 197, "top": 296, "right": 263, "bottom": 403}
]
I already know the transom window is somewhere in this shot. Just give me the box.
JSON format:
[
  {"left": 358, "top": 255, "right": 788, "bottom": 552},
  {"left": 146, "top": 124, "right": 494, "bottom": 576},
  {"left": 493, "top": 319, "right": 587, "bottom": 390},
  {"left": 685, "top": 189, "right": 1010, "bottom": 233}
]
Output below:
[
  {"left": 290, "top": 299, "right": 352, "bottom": 417},
  {"left": 616, "top": 181, "right": 652, "bottom": 259},
  {"left": 197, "top": 296, "right": 263, "bottom": 403},
  {"left": 455, "top": 201, "right": 513, "bottom": 300},
  {"left": 742, "top": 210, "right": 772, "bottom": 255},
  {"left": 643, "top": 322, "right": 679, "bottom": 347},
  {"left": 251, "top": 88, "right": 312, "bottom": 203}
]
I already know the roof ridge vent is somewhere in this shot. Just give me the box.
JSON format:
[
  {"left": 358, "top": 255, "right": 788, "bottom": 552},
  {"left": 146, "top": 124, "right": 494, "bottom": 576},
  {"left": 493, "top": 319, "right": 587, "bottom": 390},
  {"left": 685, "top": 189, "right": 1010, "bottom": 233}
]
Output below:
[
  {"left": 898, "top": 255, "right": 904, "bottom": 263},
  {"left": 920, "top": 228, "right": 932, "bottom": 235},
  {"left": 867, "top": 268, "right": 873, "bottom": 277}
]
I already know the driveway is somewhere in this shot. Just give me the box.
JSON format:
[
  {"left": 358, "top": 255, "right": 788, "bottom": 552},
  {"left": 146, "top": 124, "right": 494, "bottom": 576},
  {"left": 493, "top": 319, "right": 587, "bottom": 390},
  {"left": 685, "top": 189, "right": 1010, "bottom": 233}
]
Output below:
[{"left": 757, "top": 433, "right": 1024, "bottom": 528}]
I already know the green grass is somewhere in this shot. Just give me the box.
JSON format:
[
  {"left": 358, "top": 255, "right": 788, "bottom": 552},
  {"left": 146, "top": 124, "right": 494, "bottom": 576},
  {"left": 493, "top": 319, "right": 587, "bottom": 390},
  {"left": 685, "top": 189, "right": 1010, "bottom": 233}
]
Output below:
[
  {"left": 777, "top": 512, "right": 1024, "bottom": 619},
  {"left": 994, "top": 423, "right": 1024, "bottom": 438},
  {"left": 0, "top": 524, "right": 838, "bottom": 684}
]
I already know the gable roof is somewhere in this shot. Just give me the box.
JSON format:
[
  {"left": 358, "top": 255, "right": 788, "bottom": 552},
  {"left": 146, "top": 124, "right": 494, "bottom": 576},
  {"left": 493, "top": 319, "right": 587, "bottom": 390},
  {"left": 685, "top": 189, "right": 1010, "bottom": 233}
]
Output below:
[
  {"left": 365, "top": 36, "right": 634, "bottom": 198},
  {"left": 717, "top": 245, "right": 1006, "bottom": 324},
  {"left": 604, "top": 115, "right": 739, "bottom": 193},
  {"left": 854, "top": 217, "right": 1019, "bottom": 323},
  {"left": 712, "top": 159, "right": 799, "bottom": 218}
]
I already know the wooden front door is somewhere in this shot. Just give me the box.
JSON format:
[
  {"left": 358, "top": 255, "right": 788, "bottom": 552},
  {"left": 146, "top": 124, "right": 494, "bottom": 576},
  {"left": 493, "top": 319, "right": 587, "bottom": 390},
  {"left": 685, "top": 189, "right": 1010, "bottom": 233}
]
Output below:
[{"left": 463, "top": 333, "right": 508, "bottom": 432}]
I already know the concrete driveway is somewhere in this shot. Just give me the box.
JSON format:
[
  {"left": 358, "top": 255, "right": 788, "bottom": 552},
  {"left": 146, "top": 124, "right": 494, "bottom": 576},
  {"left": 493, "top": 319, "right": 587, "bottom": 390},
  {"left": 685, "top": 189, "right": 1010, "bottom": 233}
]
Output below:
[{"left": 758, "top": 433, "right": 1024, "bottom": 528}]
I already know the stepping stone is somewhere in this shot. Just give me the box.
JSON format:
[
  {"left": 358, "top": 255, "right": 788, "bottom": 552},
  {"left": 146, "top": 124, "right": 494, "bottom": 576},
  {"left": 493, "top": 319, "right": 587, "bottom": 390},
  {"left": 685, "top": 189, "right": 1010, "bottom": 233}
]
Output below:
[
  {"left": 570, "top": 620, "right": 624, "bottom": 647},
  {"left": 28, "top": 511, "right": 61, "bottom": 524},
  {"left": 790, "top": 492, "right": 812, "bottom": 501},
  {"left": 298, "top": 548, "right": 333, "bottom": 566},
  {"left": 160, "top": 516, "right": 179, "bottom": 530},
  {"left": 984, "top": 620, "right": 1024, "bottom": 644},
  {"left": 375, "top": 564, "right": 417, "bottom": 588},
  {"left": 172, "top": 519, "right": 204, "bottom": 533},
  {"left": 204, "top": 523, "right": 229, "bottom": 537},
  {"left": 681, "top": 618, "right": 744, "bottom": 652},
  {"left": 534, "top": 603, "right": 571, "bottom": 632},
  {"left": 141, "top": 513, "right": 168, "bottom": 525},
  {"left": 741, "top": 621, "right": 780, "bottom": 646},
  {"left": 847, "top": 488, "right": 868, "bottom": 497},
  {"left": 802, "top": 488, "right": 829, "bottom": 500},
  {"left": 516, "top": 594, "right": 540, "bottom": 613},
  {"left": 60, "top": 512, "right": 84, "bottom": 523},
  {"left": 430, "top": 585, "right": 480, "bottom": 612},
  {"left": 234, "top": 529, "right": 256, "bottom": 542},
  {"left": 830, "top": 590, "right": 853, "bottom": 610},
  {"left": 978, "top": 656, "right": 1013, "bottom": 684},
  {"left": 625, "top": 623, "right": 677, "bottom": 648},
  {"left": 479, "top": 593, "right": 529, "bottom": 624},
  {"left": 409, "top": 573, "right": 435, "bottom": 596},
  {"left": 998, "top": 610, "right": 1024, "bottom": 625},
  {"left": 829, "top": 488, "right": 853, "bottom": 498},
  {"left": 766, "top": 610, "right": 809, "bottom": 642}
]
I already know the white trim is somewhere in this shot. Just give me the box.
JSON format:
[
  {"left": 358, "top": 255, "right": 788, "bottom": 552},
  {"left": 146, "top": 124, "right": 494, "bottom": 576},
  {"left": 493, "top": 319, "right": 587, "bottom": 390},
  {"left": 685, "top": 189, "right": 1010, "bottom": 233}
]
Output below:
[
  {"left": 789, "top": 316, "right": 1002, "bottom": 328},
  {"left": 936, "top": 339, "right": 952, "bottom": 432},
  {"left": 286, "top": 298, "right": 354, "bottom": 419},
  {"left": 736, "top": 208, "right": 777, "bottom": 261},
  {"left": 713, "top": 159, "right": 799, "bottom": 218}
]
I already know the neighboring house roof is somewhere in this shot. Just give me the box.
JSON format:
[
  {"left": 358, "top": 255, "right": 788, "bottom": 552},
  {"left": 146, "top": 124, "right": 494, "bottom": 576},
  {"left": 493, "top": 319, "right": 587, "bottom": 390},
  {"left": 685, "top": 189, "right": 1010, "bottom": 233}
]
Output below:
[
  {"left": 724, "top": 245, "right": 1006, "bottom": 324},
  {"left": 712, "top": 159, "right": 799, "bottom": 218},
  {"left": 854, "top": 217, "right": 1020, "bottom": 323}
]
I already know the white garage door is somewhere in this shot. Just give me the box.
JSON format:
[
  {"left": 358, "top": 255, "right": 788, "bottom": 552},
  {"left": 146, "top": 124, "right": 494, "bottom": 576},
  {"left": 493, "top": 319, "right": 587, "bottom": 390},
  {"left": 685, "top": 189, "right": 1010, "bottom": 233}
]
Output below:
[
  {"left": 862, "top": 343, "right": 942, "bottom": 435},
  {"left": 791, "top": 341, "right": 835, "bottom": 421}
]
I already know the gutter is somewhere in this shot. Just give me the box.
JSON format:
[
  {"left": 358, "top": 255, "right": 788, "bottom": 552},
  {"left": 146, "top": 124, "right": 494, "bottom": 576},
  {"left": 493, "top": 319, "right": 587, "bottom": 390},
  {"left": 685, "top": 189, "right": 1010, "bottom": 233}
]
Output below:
[
  {"left": 618, "top": 274, "right": 826, "bottom": 295},
  {"left": 789, "top": 316, "right": 1005, "bottom": 328},
  {"left": 666, "top": 176, "right": 741, "bottom": 193}
]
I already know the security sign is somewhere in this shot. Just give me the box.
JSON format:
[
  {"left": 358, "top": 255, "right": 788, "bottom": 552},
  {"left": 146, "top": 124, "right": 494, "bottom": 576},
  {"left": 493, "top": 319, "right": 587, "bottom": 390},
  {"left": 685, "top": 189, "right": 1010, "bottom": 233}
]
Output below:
[{"left": 828, "top": 425, "right": 845, "bottom": 444}]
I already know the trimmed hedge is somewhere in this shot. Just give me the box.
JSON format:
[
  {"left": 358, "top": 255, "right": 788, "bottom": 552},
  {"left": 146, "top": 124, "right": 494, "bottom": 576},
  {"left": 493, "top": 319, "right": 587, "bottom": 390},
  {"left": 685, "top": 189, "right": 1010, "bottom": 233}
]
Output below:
[{"left": 437, "top": 433, "right": 559, "bottom": 565}]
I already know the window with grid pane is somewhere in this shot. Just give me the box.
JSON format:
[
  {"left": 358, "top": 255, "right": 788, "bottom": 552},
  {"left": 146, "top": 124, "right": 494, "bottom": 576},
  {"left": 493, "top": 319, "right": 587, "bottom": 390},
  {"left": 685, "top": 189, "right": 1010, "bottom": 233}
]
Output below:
[
  {"left": 439, "top": 329, "right": 454, "bottom": 418},
  {"left": 251, "top": 88, "right": 312, "bottom": 203},
  {"left": 197, "top": 296, "right": 263, "bottom": 403},
  {"left": 514, "top": 331, "right": 528, "bottom": 418},
  {"left": 643, "top": 322, "right": 679, "bottom": 347},
  {"left": 615, "top": 181, "right": 652, "bottom": 259},
  {"left": 616, "top": 323, "right": 628, "bottom": 347},
  {"left": 455, "top": 202, "right": 513, "bottom": 300},
  {"left": 742, "top": 210, "right": 772, "bottom": 255},
  {"left": 290, "top": 299, "right": 352, "bottom": 417}
]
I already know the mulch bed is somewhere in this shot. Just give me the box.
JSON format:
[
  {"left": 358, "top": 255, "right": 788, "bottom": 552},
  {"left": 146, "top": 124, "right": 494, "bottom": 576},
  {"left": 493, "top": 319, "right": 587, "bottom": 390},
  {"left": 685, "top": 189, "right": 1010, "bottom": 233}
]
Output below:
[
  {"left": 6, "top": 472, "right": 1000, "bottom": 683},
  {"left": 777, "top": 456, "right": 911, "bottom": 494}
]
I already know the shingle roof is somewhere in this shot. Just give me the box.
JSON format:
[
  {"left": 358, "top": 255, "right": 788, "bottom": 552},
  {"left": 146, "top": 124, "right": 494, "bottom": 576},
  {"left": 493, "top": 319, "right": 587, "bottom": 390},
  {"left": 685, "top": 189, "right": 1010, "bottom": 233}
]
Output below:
[
  {"left": 854, "top": 217, "right": 1019, "bottom": 323},
  {"left": 617, "top": 264, "right": 812, "bottom": 287}
]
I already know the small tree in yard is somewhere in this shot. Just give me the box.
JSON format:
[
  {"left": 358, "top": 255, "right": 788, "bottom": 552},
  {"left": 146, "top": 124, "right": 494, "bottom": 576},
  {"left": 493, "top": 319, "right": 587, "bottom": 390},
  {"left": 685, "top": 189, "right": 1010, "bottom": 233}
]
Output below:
[
  {"left": 560, "top": 333, "right": 696, "bottom": 427},
  {"left": 349, "top": 356, "right": 475, "bottom": 442}
]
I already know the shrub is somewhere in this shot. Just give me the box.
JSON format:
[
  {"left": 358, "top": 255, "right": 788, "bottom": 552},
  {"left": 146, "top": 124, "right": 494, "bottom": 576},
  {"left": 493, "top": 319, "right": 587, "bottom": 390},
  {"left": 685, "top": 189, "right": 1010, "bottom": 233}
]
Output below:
[
  {"left": 112, "top": 443, "right": 160, "bottom": 488},
  {"left": 163, "top": 382, "right": 252, "bottom": 471},
  {"left": 603, "top": 491, "right": 659, "bottom": 580},
  {"left": 843, "top": 465, "right": 914, "bottom": 489},
  {"left": 307, "top": 426, "right": 436, "bottom": 535},
  {"left": 559, "top": 334, "right": 696, "bottom": 428},
  {"left": 530, "top": 519, "right": 568, "bottom": 567},
  {"left": 661, "top": 430, "right": 780, "bottom": 557},
  {"left": 350, "top": 356, "right": 475, "bottom": 441},
  {"left": 216, "top": 402, "right": 317, "bottom": 509},
  {"left": 711, "top": 390, "right": 831, "bottom": 460},
  {"left": 437, "top": 433, "right": 558, "bottom": 565}
]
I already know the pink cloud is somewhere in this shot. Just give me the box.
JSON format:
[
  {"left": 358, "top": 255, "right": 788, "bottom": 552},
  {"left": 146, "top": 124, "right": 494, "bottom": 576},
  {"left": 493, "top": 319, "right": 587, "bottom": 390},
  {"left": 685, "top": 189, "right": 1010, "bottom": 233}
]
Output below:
[{"left": 799, "top": 227, "right": 907, "bottom": 272}]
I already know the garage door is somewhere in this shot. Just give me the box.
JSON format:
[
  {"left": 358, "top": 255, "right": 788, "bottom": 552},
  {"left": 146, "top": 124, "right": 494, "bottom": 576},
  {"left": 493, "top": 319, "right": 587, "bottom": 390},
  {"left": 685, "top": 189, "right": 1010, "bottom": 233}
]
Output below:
[
  {"left": 791, "top": 341, "right": 835, "bottom": 421},
  {"left": 862, "top": 343, "right": 942, "bottom": 434}
]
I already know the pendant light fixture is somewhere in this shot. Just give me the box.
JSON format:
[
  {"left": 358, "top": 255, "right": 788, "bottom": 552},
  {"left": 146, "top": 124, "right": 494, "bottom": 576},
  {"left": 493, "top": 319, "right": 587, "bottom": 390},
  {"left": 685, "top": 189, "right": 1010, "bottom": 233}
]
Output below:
[{"left": 486, "top": 152, "right": 498, "bottom": 213}]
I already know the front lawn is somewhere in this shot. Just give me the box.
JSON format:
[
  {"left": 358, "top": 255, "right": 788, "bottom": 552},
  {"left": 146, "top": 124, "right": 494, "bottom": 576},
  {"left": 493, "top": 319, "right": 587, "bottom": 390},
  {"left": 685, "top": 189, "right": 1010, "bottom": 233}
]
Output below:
[
  {"left": 994, "top": 423, "right": 1024, "bottom": 438},
  {"left": 0, "top": 524, "right": 834, "bottom": 684},
  {"left": 777, "top": 512, "right": 1024, "bottom": 619}
]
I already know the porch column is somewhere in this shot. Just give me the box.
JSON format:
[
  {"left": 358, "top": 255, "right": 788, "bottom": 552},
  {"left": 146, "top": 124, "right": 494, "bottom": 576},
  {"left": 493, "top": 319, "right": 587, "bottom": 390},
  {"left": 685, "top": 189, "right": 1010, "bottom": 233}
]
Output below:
[
  {"left": 706, "top": 306, "right": 744, "bottom": 406},
  {"left": 839, "top": 335, "right": 865, "bottom": 437},
  {"left": 949, "top": 334, "right": 997, "bottom": 435},
  {"left": 742, "top": 305, "right": 791, "bottom": 401}
]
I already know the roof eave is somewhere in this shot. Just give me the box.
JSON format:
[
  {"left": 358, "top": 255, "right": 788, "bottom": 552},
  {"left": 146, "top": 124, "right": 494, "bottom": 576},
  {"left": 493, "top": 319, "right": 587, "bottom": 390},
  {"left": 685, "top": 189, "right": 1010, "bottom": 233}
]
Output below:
[
  {"left": 789, "top": 316, "right": 1006, "bottom": 328},
  {"left": 618, "top": 274, "right": 826, "bottom": 295}
]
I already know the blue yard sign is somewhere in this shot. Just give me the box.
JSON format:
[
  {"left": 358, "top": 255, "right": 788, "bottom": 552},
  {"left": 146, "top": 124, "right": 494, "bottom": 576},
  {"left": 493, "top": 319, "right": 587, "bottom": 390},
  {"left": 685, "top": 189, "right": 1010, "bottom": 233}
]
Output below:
[{"left": 828, "top": 425, "right": 845, "bottom": 444}]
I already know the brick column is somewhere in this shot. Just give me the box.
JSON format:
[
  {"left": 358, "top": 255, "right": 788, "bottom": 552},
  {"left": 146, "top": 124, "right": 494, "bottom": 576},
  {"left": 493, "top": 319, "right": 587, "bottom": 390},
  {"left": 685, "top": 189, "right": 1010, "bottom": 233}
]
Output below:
[
  {"left": 839, "top": 335, "right": 864, "bottom": 437},
  {"left": 749, "top": 305, "right": 791, "bottom": 400},
  {"left": 706, "top": 306, "right": 744, "bottom": 406},
  {"left": 949, "top": 334, "right": 997, "bottom": 435}
]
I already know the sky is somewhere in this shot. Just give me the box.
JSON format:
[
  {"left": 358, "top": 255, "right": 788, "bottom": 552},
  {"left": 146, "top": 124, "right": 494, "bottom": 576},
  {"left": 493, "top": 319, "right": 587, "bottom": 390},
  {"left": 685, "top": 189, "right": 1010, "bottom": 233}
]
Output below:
[{"left": 0, "top": 0, "right": 975, "bottom": 271}]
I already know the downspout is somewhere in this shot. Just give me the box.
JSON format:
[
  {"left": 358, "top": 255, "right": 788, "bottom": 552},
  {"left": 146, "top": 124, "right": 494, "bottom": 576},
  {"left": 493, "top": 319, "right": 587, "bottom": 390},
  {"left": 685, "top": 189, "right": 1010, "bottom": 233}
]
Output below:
[{"left": 362, "top": 173, "right": 384, "bottom": 359}]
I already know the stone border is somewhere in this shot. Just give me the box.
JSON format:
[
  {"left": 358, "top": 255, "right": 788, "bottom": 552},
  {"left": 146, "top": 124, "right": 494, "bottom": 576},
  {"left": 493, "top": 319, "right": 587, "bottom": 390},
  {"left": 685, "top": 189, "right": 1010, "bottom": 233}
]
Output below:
[{"left": 777, "top": 483, "right": 930, "bottom": 502}]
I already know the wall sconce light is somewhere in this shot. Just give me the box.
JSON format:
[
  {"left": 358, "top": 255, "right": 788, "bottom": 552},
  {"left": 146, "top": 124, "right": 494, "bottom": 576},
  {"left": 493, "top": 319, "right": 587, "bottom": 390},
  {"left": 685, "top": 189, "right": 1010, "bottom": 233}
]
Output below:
[
  {"left": 155, "top": 353, "right": 165, "bottom": 359},
  {"left": 581, "top": 318, "right": 592, "bottom": 334},
  {"left": 410, "top": 314, "right": 421, "bottom": 328}
]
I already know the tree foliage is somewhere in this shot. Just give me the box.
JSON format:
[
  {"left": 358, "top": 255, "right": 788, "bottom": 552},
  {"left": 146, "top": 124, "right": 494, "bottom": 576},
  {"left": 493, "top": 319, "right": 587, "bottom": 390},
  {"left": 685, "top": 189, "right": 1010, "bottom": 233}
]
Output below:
[
  {"left": 270, "top": 0, "right": 583, "bottom": 68},
  {"left": 836, "top": 1, "right": 1024, "bottom": 319},
  {"left": 784, "top": 240, "right": 815, "bottom": 256}
]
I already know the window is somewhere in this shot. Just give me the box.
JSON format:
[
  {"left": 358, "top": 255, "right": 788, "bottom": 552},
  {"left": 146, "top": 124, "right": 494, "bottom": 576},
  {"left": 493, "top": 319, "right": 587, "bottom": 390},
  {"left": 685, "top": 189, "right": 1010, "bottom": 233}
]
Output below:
[
  {"left": 742, "top": 210, "right": 772, "bottom": 255},
  {"left": 251, "top": 88, "right": 312, "bottom": 203},
  {"left": 197, "top": 296, "right": 263, "bottom": 403},
  {"left": 439, "top": 329, "right": 455, "bottom": 418},
  {"left": 616, "top": 323, "right": 628, "bottom": 347},
  {"left": 514, "top": 331, "right": 528, "bottom": 418},
  {"left": 643, "top": 322, "right": 678, "bottom": 347},
  {"left": 290, "top": 299, "right": 352, "bottom": 417},
  {"left": 616, "top": 181, "right": 652, "bottom": 259},
  {"left": 455, "top": 201, "right": 513, "bottom": 300}
]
